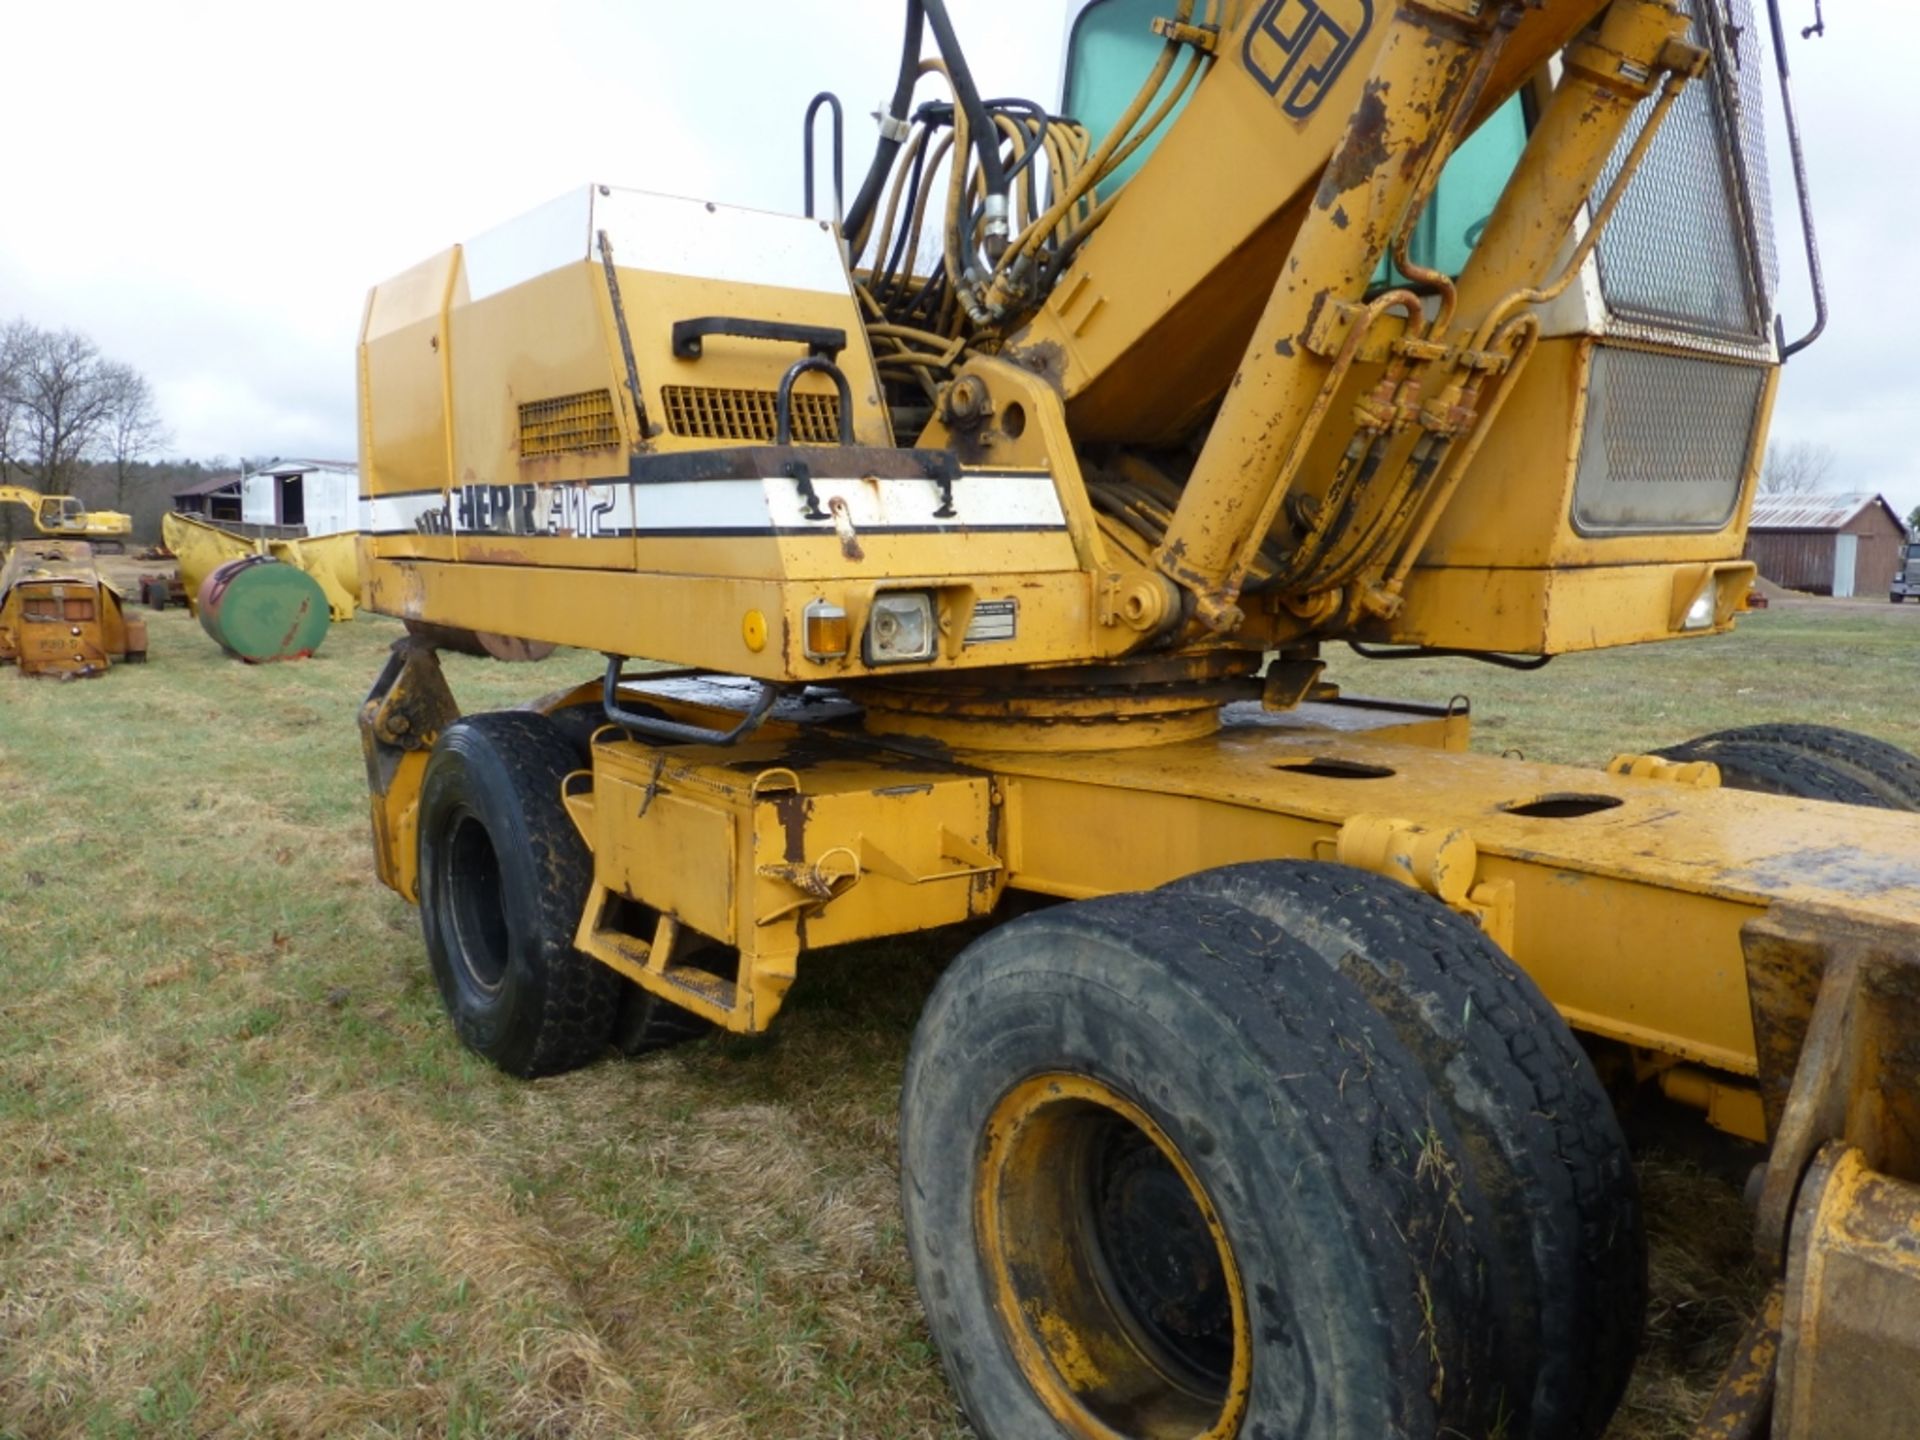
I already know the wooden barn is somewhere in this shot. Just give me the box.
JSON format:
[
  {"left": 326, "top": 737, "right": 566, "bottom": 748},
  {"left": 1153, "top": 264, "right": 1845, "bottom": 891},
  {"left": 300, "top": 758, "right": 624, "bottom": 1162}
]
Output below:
[
  {"left": 170, "top": 472, "right": 244, "bottom": 524},
  {"left": 1744, "top": 493, "right": 1909, "bottom": 599}
]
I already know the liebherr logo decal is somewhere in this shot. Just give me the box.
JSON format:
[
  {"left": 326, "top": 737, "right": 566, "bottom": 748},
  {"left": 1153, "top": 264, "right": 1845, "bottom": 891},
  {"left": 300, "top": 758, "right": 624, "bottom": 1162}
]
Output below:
[
  {"left": 412, "top": 483, "right": 620, "bottom": 538},
  {"left": 1242, "top": 0, "right": 1373, "bottom": 120},
  {"left": 366, "top": 470, "right": 1072, "bottom": 538}
]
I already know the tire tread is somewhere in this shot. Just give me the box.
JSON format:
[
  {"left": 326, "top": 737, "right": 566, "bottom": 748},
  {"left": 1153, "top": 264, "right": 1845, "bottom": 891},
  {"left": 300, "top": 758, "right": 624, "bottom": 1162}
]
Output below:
[
  {"left": 1171, "top": 861, "right": 1644, "bottom": 1440},
  {"left": 421, "top": 711, "right": 619, "bottom": 1077},
  {"left": 902, "top": 890, "right": 1508, "bottom": 1439}
]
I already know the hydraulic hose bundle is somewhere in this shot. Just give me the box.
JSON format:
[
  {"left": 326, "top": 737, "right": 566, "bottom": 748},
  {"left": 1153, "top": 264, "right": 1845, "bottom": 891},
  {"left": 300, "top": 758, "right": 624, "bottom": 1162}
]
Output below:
[{"left": 842, "top": 0, "right": 1217, "bottom": 396}]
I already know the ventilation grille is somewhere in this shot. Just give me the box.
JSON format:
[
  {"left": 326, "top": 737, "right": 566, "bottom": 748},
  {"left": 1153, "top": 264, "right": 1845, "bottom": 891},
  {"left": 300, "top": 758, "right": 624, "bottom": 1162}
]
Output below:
[
  {"left": 661, "top": 385, "right": 842, "bottom": 444},
  {"left": 519, "top": 389, "right": 619, "bottom": 458},
  {"left": 1593, "top": 0, "right": 1772, "bottom": 343},
  {"left": 1571, "top": 347, "right": 1768, "bottom": 535}
]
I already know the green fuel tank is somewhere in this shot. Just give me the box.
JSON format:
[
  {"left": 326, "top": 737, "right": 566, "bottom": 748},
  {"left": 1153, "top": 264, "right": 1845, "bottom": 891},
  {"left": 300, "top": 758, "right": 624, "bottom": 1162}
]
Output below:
[{"left": 197, "top": 555, "right": 330, "bottom": 663}]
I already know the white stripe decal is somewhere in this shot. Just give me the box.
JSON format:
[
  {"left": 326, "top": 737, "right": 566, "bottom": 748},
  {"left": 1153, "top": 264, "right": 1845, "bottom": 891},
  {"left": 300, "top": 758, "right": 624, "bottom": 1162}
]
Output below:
[{"left": 362, "top": 473, "right": 1066, "bottom": 538}]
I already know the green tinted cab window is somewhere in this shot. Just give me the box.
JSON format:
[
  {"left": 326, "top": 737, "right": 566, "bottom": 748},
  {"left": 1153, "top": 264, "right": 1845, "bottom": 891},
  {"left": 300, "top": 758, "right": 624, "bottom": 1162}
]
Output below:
[
  {"left": 1062, "top": 0, "right": 1198, "bottom": 191},
  {"left": 1383, "top": 94, "right": 1529, "bottom": 279},
  {"left": 1063, "top": 0, "right": 1529, "bottom": 277}
]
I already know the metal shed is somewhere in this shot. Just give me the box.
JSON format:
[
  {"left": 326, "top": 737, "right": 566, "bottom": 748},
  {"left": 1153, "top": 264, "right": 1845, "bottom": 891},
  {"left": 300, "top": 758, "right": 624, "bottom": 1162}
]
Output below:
[
  {"left": 240, "top": 459, "right": 359, "bottom": 537},
  {"left": 1743, "top": 493, "right": 1909, "bottom": 599}
]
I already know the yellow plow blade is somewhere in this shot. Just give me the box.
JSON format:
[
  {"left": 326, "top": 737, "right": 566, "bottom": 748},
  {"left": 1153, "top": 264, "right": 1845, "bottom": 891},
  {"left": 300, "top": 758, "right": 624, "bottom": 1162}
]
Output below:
[{"left": 162, "top": 512, "right": 360, "bottom": 622}]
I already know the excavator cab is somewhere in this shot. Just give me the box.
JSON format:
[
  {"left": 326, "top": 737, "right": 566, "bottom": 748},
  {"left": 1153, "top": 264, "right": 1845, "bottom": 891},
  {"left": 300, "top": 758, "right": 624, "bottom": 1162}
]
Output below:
[
  {"left": 0, "top": 540, "right": 146, "bottom": 676},
  {"left": 37, "top": 495, "right": 87, "bottom": 533}
]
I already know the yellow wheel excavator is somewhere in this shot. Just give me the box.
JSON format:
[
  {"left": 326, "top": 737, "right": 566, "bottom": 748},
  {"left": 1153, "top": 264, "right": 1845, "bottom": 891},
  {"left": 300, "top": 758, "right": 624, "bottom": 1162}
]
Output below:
[{"left": 354, "top": 2, "right": 1916, "bottom": 1435}]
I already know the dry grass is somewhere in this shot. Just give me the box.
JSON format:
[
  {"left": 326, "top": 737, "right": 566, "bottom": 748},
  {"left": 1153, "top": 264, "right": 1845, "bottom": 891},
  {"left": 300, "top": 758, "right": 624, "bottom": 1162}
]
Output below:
[{"left": 2, "top": 595, "right": 1915, "bottom": 1438}]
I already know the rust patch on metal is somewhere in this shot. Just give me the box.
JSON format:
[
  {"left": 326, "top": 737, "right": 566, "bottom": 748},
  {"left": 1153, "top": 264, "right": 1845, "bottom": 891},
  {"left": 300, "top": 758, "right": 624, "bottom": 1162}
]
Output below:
[
  {"left": 828, "top": 496, "right": 865, "bottom": 560},
  {"left": 772, "top": 789, "right": 811, "bottom": 864},
  {"left": 1692, "top": 1284, "right": 1782, "bottom": 1440},
  {"left": 1317, "top": 81, "right": 1391, "bottom": 204},
  {"left": 462, "top": 542, "right": 535, "bottom": 566},
  {"left": 1003, "top": 338, "right": 1069, "bottom": 389}
]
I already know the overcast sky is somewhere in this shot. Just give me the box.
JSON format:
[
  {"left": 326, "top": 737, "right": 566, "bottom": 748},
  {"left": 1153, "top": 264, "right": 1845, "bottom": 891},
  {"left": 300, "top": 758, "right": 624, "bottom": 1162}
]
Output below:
[{"left": 3, "top": 1, "right": 1909, "bottom": 515}]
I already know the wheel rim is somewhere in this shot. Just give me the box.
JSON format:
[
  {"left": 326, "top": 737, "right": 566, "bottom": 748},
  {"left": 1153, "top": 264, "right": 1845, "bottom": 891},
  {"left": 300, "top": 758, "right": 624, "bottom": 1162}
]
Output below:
[
  {"left": 442, "top": 808, "right": 511, "bottom": 992},
  {"left": 976, "top": 1073, "right": 1251, "bottom": 1440}
]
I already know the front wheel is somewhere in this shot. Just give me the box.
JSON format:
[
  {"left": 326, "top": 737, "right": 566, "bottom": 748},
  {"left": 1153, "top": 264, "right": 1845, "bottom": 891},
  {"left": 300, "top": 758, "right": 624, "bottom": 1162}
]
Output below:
[
  {"left": 417, "top": 711, "right": 620, "bottom": 1077},
  {"left": 900, "top": 890, "right": 1506, "bottom": 1439}
]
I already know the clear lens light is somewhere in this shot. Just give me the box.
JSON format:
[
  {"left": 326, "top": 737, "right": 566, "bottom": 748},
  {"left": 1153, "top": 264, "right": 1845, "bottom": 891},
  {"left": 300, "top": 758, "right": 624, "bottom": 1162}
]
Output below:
[
  {"left": 1683, "top": 590, "right": 1716, "bottom": 630},
  {"left": 867, "top": 593, "right": 936, "bottom": 663}
]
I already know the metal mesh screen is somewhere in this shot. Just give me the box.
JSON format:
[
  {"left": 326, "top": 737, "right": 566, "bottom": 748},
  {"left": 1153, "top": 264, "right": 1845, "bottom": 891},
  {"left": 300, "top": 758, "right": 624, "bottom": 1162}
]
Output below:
[
  {"left": 660, "top": 385, "right": 842, "bottom": 444},
  {"left": 1719, "top": 0, "right": 1778, "bottom": 303},
  {"left": 1593, "top": 0, "right": 1771, "bottom": 342},
  {"left": 518, "top": 389, "right": 619, "bottom": 457},
  {"left": 1571, "top": 347, "right": 1767, "bottom": 534}
]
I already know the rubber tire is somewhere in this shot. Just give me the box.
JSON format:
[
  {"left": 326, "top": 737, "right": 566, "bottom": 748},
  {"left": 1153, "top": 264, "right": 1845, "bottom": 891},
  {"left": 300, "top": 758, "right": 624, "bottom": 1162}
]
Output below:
[
  {"left": 527, "top": 701, "right": 724, "bottom": 1058},
  {"left": 1169, "top": 860, "right": 1644, "bottom": 1440},
  {"left": 901, "top": 890, "right": 1506, "bottom": 1440},
  {"left": 417, "top": 710, "right": 620, "bottom": 1077},
  {"left": 1658, "top": 723, "right": 1920, "bottom": 810},
  {"left": 1655, "top": 738, "right": 1889, "bottom": 809},
  {"left": 540, "top": 701, "right": 615, "bottom": 765}
]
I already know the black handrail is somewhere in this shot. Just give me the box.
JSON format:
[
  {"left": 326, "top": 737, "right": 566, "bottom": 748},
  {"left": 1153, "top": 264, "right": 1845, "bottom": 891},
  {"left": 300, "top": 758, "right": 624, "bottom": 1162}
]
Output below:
[
  {"left": 803, "top": 91, "right": 845, "bottom": 227},
  {"left": 776, "top": 357, "right": 855, "bottom": 446},
  {"left": 670, "top": 316, "right": 846, "bottom": 362},
  {"left": 601, "top": 660, "right": 784, "bottom": 747},
  {"left": 1765, "top": 0, "right": 1828, "bottom": 359}
]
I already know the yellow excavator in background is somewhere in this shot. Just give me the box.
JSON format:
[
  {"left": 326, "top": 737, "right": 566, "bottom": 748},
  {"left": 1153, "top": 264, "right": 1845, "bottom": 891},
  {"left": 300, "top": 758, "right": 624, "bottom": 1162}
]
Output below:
[
  {"left": 0, "top": 484, "right": 133, "bottom": 546},
  {"left": 352, "top": 1, "right": 1918, "bottom": 1435}
]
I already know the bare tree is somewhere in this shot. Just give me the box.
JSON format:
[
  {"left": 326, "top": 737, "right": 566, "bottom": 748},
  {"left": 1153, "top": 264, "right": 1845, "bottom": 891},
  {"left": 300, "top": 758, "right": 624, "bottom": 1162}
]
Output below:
[
  {"left": 100, "top": 362, "right": 170, "bottom": 510},
  {"left": 0, "top": 319, "right": 30, "bottom": 487},
  {"left": 11, "top": 326, "right": 115, "bottom": 495},
  {"left": 0, "top": 321, "right": 171, "bottom": 541},
  {"left": 1760, "top": 439, "right": 1840, "bottom": 496}
]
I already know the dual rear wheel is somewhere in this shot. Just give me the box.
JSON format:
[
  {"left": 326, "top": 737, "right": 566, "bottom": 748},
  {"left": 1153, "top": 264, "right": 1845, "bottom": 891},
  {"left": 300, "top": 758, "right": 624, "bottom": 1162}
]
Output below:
[{"left": 902, "top": 868, "right": 1642, "bottom": 1440}]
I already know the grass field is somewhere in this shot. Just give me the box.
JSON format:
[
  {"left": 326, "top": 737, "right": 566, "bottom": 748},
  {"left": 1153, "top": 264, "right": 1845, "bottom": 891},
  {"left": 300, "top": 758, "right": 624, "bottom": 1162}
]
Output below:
[{"left": 3, "top": 595, "right": 1917, "bottom": 1439}]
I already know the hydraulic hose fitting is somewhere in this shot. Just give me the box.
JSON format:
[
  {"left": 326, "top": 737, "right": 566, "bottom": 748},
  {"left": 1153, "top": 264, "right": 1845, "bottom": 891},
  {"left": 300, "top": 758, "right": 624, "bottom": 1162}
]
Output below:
[{"left": 982, "top": 192, "right": 1011, "bottom": 265}]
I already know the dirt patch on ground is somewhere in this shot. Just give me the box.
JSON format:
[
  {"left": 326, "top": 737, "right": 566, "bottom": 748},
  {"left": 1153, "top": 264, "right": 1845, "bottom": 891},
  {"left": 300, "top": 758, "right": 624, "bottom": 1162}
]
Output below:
[{"left": 93, "top": 550, "right": 176, "bottom": 595}]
